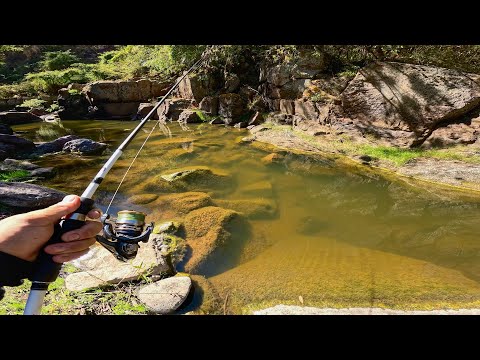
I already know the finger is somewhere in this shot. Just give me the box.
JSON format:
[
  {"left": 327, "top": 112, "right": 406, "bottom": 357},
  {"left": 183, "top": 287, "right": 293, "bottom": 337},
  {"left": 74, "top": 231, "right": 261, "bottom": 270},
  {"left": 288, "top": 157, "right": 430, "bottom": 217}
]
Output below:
[
  {"left": 87, "top": 208, "right": 102, "bottom": 220},
  {"left": 61, "top": 220, "right": 103, "bottom": 242},
  {"left": 53, "top": 249, "right": 90, "bottom": 264},
  {"left": 44, "top": 237, "right": 96, "bottom": 255},
  {"left": 28, "top": 195, "right": 81, "bottom": 224}
]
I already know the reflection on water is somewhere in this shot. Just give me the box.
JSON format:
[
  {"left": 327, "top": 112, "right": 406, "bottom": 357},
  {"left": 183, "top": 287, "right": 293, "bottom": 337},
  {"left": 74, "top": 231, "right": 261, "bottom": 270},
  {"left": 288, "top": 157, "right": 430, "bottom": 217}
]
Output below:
[{"left": 13, "top": 120, "right": 480, "bottom": 312}]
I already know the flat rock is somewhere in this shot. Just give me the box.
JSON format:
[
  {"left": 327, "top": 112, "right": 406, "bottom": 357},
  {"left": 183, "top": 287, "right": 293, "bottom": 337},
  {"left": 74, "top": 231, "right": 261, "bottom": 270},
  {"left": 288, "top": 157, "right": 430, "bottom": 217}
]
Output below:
[
  {"left": 137, "top": 275, "right": 192, "bottom": 314},
  {"left": 0, "top": 182, "right": 65, "bottom": 209},
  {"left": 3, "top": 158, "right": 40, "bottom": 170},
  {"left": 65, "top": 239, "right": 171, "bottom": 291},
  {"left": 63, "top": 138, "right": 107, "bottom": 155},
  {"left": 0, "top": 111, "right": 42, "bottom": 125}
]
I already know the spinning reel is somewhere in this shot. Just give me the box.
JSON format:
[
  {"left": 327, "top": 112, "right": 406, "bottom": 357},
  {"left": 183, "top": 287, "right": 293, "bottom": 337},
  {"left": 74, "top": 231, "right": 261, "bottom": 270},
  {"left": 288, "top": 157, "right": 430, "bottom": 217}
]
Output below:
[{"left": 96, "top": 210, "right": 154, "bottom": 262}]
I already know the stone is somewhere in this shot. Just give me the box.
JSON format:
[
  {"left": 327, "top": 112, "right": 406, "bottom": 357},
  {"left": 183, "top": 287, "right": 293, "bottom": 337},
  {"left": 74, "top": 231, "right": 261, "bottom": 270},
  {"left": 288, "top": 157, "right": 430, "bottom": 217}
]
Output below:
[
  {"left": 135, "top": 103, "right": 158, "bottom": 120},
  {"left": 218, "top": 93, "right": 247, "bottom": 124},
  {"left": 66, "top": 239, "right": 171, "bottom": 291},
  {"left": 176, "top": 75, "right": 208, "bottom": 103},
  {"left": 63, "top": 138, "right": 107, "bottom": 155},
  {"left": 35, "top": 135, "right": 80, "bottom": 155},
  {"left": 118, "top": 81, "right": 140, "bottom": 102},
  {"left": 224, "top": 73, "right": 240, "bottom": 93},
  {"left": 136, "top": 79, "right": 152, "bottom": 100},
  {"left": 280, "top": 99, "right": 295, "bottom": 115},
  {"left": 214, "top": 198, "right": 277, "bottom": 219},
  {"left": 278, "top": 79, "right": 312, "bottom": 99},
  {"left": 157, "top": 98, "right": 194, "bottom": 122},
  {"left": 29, "top": 167, "right": 55, "bottom": 178},
  {"left": 266, "top": 64, "right": 292, "bottom": 87},
  {"left": 83, "top": 81, "right": 120, "bottom": 103},
  {"left": 199, "top": 96, "right": 218, "bottom": 115},
  {"left": 341, "top": 62, "right": 480, "bottom": 146},
  {"left": 0, "top": 182, "right": 65, "bottom": 209},
  {"left": 261, "top": 153, "right": 284, "bottom": 165},
  {"left": 248, "top": 112, "right": 264, "bottom": 126},
  {"left": 137, "top": 275, "right": 192, "bottom": 314},
  {"left": 0, "top": 111, "right": 42, "bottom": 125},
  {"left": 422, "top": 122, "right": 479, "bottom": 148},
  {"left": 178, "top": 110, "right": 201, "bottom": 124},
  {"left": 153, "top": 221, "right": 184, "bottom": 237},
  {"left": 128, "top": 193, "right": 159, "bottom": 204},
  {"left": 3, "top": 158, "right": 39, "bottom": 170},
  {"left": 239, "top": 180, "right": 273, "bottom": 197},
  {"left": 0, "top": 134, "right": 36, "bottom": 158},
  {"left": 294, "top": 100, "right": 319, "bottom": 120},
  {"left": 160, "top": 166, "right": 233, "bottom": 194},
  {"left": 154, "top": 192, "right": 213, "bottom": 216},
  {"left": 151, "top": 81, "right": 171, "bottom": 98},
  {"left": 184, "top": 206, "right": 246, "bottom": 273},
  {"left": 57, "top": 90, "right": 91, "bottom": 120},
  {"left": 0, "top": 124, "right": 13, "bottom": 135}
]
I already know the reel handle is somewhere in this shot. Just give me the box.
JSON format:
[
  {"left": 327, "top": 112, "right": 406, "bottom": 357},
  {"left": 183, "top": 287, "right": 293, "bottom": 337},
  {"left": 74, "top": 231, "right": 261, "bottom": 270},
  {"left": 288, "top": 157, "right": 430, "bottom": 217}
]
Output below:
[{"left": 29, "top": 197, "right": 94, "bottom": 285}]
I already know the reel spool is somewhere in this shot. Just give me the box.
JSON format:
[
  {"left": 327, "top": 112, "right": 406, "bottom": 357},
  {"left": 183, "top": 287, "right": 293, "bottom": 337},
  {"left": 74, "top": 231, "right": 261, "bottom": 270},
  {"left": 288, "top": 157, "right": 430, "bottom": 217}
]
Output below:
[{"left": 96, "top": 210, "right": 154, "bottom": 262}]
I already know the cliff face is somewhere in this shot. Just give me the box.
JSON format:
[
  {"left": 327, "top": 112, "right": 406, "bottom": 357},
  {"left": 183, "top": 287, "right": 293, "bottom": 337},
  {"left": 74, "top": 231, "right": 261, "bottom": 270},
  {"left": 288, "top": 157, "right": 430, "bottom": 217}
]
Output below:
[{"left": 53, "top": 49, "right": 480, "bottom": 149}]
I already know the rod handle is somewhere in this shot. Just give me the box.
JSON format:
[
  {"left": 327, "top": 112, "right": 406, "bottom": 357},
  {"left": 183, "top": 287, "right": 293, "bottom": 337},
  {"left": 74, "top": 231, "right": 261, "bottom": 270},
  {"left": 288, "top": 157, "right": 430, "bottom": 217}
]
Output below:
[{"left": 29, "top": 197, "right": 94, "bottom": 284}]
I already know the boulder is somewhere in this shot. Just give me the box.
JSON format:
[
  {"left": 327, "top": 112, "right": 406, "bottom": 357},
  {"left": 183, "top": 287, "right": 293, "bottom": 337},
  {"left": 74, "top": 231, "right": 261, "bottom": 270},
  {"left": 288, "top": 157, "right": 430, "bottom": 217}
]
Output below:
[
  {"left": 0, "top": 124, "right": 13, "bottom": 135},
  {"left": 0, "top": 111, "right": 42, "bottom": 125},
  {"left": 178, "top": 110, "right": 201, "bottom": 124},
  {"left": 341, "top": 62, "right": 480, "bottom": 146},
  {"left": 29, "top": 167, "right": 55, "bottom": 178},
  {"left": 118, "top": 81, "right": 140, "bottom": 102},
  {"left": 35, "top": 135, "right": 80, "bottom": 155},
  {"left": 224, "top": 73, "right": 241, "bottom": 93},
  {"left": 160, "top": 166, "right": 234, "bottom": 195},
  {"left": 3, "top": 158, "right": 39, "bottom": 170},
  {"left": 0, "top": 182, "right": 66, "bottom": 209},
  {"left": 218, "top": 93, "right": 247, "bottom": 124},
  {"left": 157, "top": 98, "right": 194, "bottom": 122},
  {"left": 234, "top": 122, "right": 248, "bottom": 129},
  {"left": 151, "top": 80, "right": 171, "bottom": 98},
  {"left": 57, "top": 90, "right": 91, "bottom": 120},
  {"left": 294, "top": 100, "right": 319, "bottom": 120},
  {"left": 280, "top": 99, "right": 295, "bottom": 115},
  {"left": 214, "top": 198, "right": 277, "bottom": 219},
  {"left": 154, "top": 192, "right": 213, "bottom": 217},
  {"left": 176, "top": 75, "right": 208, "bottom": 103},
  {"left": 183, "top": 206, "right": 245, "bottom": 273},
  {"left": 137, "top": 276, "right": 192, "bottom": 314},
  {"left": 63, "top": 138, "right": 107, "bottom": 155},
  {"left": 83, "top": 81, "right": 120, "bottom": 103},
  {"left": 66, "top": 238, "right": 171, "bottom": 292},
  {"left": 199, "top": 96, "right": 218, "bottom": 115},
  {"left": 422, "top": 121, "right": 480, "bottom": 148},
  {"left": 135, "top": 103, "right": 158, "bottom": 120},
  {"left": 0, "top": 134, "right": 36, "bottom": 159}
]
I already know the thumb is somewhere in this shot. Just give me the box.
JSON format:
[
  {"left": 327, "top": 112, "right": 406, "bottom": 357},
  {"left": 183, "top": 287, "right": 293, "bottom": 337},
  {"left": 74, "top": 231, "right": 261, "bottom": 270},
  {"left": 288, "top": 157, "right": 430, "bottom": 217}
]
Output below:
[{"left": 30, "top": 195, "right": 81, "bottom": 223}]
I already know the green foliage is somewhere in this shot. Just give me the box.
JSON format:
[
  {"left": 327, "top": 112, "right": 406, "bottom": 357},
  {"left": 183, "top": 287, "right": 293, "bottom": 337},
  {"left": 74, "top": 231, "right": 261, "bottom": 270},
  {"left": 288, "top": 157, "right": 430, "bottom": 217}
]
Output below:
[
  {"left": 47, "top": 102, "right": 60, "bottom": 112},
  {"left": 39, "top": 50, "right": 80, "bottom": 71},
  {"left": 20, "top": 98, "right": 46, "bottom": 109},
  {"left": 0, "top": 81, "right": 36, "bottom": 98},
  {"left": 0, "top": 169, "right": 30, "bottom": 181},
  {"left": 67, "top": 88, "right": 80, "bottom": 95}
]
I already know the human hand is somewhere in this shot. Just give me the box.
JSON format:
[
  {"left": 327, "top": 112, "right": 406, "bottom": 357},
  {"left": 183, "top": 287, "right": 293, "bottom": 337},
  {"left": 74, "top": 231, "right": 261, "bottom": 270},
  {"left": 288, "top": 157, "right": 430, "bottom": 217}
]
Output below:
[{"left": 0, "top": 195, "right": 102, "bottom": 263}]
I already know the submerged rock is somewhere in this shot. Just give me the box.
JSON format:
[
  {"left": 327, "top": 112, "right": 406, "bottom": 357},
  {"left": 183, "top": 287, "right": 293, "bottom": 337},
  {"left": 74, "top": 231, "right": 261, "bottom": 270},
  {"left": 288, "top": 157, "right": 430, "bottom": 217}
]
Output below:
[
  {"left": 154, "top": 192, "right": 213, "bottom": 216},
  {"left": 0, "top": 124, "right": 13, "bottom": 135},
  {"left": 137, "top": 275, "right": 192, "bottom": 314},
  {"left": 183, "top": 206, "right": 246, "bottom": 273},
  {"left": 0, "top": 182, "right": 65, "bottom": 209},
  {"left": 214, "top": 198, "right": 277, "bottom": 219},
  {"left": 128, "top": 193, "right": 159, "bottom": 204},
  {"left": 63, "top": 138, "right": 107, "bottom": 155},
  {"left": 160, "top": 166, "right": 234, "bottom": 195},
  {"left": 238, "top": 180, "right": 273, "bottom": 197},
  {"left": 0, "top": 134, "right": 36, "bottom": 160}
]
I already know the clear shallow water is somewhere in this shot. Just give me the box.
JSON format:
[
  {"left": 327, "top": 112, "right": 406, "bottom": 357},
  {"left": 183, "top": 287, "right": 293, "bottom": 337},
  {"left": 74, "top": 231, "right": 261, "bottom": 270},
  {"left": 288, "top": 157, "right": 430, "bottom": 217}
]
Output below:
[{"left": 14, "top": 120, "right": 480, "bottom": 312}]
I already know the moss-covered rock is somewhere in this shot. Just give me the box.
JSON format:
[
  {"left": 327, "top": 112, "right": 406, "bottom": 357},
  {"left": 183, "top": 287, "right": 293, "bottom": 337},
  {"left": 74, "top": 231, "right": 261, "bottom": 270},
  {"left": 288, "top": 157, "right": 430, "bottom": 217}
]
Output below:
[
  {"left": 214, "top": 198, "right": 277, "bottom": 219},
  {"left": 183, "top": 206, "right": 247, "bottom": 274},
  {"left": 261, "top": 153, "right": 284, "bottom": 165},
  {"left": 238, "top": 180, "right": 273, "bottom": 197},
  {"left": 186, "top": 275, "right": 223, "bottom": 314},
  {"left": 128, "top": 193, "right": 159, "bottom": 204},
  {"left": 153, "top": 192, "right": 213, "bottom": 218},
  {"left": 161, "top": 166, "right": 235, "bottom": 196}
]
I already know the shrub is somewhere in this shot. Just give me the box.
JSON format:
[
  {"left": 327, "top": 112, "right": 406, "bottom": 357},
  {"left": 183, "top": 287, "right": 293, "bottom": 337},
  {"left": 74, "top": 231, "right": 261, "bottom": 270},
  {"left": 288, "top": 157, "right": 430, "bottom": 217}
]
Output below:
[
  {"left": 20, "top": 98, "right": 46, "bottom": 109},
  {"left": 39, "top": 50, "right": 80, "bottom": 71}
]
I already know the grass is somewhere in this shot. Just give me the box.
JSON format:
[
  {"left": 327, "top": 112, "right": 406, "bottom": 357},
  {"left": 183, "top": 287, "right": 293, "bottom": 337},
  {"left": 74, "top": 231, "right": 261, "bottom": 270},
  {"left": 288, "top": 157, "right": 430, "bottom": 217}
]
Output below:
[
  {"left": 258, "top": 122, "right": 480, "bottom": 166},
  {"left": 0, "top": 170, "right": 30, "bottom": 181},
  {"left": 36, "top": 120, "right": 73, "bottom": 141}
]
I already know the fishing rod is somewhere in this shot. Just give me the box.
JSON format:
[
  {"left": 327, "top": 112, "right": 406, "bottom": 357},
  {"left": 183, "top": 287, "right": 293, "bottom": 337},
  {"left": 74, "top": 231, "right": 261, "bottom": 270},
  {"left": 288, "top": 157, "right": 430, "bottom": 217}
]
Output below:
[{"left": 23, "top": 46, "right": 215, "bottom": 315}]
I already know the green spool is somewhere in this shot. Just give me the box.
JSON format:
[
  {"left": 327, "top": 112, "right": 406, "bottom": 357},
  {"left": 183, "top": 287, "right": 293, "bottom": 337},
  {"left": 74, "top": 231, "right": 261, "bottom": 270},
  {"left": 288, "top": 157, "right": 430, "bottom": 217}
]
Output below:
[{"left": 116, "top": 210, "right": 146, "bottom": 225}]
